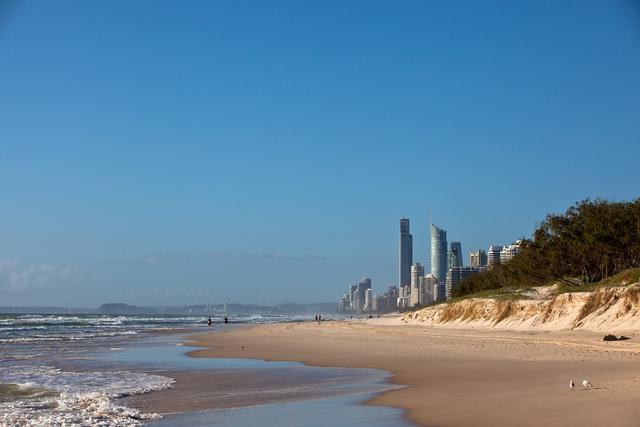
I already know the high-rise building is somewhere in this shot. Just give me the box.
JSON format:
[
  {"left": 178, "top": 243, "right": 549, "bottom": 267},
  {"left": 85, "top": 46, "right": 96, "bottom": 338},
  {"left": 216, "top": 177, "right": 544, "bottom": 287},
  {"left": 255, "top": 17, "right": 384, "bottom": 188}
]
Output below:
[
  {"left": 430, "top": 224, "right": 448, "bottom": 285},
  {"left": 487, "top": 245, "right": 503, "bottom": 266},
  {"left": 420, "top": 274, "right": 436, "bottom": 305},
  {"left": 433, "top": 282, "right": 446, "bottom": 303},
  {"left": 365, "top": 288, "right": 373, "bottom": 312},
  {"left": 445, "top": 267, "right": 480, "bottom": 300},
  {"left": 500, "top": 240, "right": 523, "bottom": 263},
  {"left": 385, "top": 285, "right": 399, "bottom": 312},
  {"left": 470, "top": 250, "right": 488, "bottom": 268},
  {"left": 397, "top": 285, "right": 410, "bottom": 309},
  {"left": 410, "top": 263, "right": 424, "bottom": 307},
  {"left": 399, "top": 218, "right": 413, "bottom": 289},
  {"left": 354, "top": 278, "right": 371, "bottom": 313},
  {"left": 448, "top": 241, "right": 463, "bottom": 270},
  {"left": 372, "top": 294, "right": 382, "bottom": 312},
  {"left": 349, "top": 284, "right": 357, "bottom": 309},
  {"left": 339, "top": 281, "right": 400, "bottom": 314},
  {"left": 338, "top": 292, "right": 350, "bottom": 312}
]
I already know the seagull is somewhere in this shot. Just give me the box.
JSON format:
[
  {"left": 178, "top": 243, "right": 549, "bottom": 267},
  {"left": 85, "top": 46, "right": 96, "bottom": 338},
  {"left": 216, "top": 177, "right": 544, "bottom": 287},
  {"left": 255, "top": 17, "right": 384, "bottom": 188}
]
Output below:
[
  {"left": 569, "top": 380, "right": 575, "bottom": 391},
  {"left": 582, "top": 379, "right": 593, "bottom": 389}
]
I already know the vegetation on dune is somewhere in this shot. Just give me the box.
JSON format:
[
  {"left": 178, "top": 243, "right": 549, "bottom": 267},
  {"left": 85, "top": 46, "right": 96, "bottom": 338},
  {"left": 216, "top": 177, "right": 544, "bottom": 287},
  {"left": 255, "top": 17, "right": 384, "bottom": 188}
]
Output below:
[
  {"left": 447, "top": 288, "right": 529, "bottom": 303},
  {"left": 555, "top": 268, "right": 640, "bottom": 295},
  {"left": 453, "top": 198, "right": 640, "bottom": 298}
]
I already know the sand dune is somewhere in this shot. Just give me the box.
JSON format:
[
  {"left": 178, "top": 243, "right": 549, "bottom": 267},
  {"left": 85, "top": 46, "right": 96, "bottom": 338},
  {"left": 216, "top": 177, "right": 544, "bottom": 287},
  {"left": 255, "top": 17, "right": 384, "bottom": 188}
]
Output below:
[{"left": 404, "top": 284, "right": 640, "bottom": 332}]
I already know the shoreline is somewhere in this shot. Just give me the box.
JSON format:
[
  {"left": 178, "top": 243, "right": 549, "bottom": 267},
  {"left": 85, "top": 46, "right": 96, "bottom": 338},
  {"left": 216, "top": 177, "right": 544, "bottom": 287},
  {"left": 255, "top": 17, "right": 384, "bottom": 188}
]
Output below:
[
  {"left": 184, "top": 318, "right": 640, "bottom": 427},
  {"left": 124, "top": 326, "right": 407, "bottom": 425}
]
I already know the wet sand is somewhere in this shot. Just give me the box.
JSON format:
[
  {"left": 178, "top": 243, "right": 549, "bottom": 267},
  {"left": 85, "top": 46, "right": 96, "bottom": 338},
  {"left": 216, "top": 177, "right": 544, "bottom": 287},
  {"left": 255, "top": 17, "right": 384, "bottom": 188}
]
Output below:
[
  {"left": 127, "top": 369, "right": 311, "bottom": 413},
  {"left": 146, "top": 393, "right": 408, "bottom": 427},
  {"left": 183, "top": 319, "right": 640, "bottom": 427},
  {"left": 123, "top": 337, "right": 400, "bottom": 420},
  {"left": 126, "top": 366, "right": 394, "bottom": 414}
]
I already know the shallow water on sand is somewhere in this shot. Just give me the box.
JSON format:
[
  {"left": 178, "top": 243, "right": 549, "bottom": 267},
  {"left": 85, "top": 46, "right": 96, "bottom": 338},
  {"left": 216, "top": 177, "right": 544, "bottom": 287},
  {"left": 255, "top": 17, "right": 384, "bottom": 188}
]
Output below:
[
  {"left": 1, "top": 322, "right": 413, "bottom": 426},
  {"left": 148, "top": 394, "right": 410, "bottom": 427},
  {"left": 107, "top": 333, "right": 413, "bottom": 426},
  {"left": 96, "top": 334, "right": 298, "bottom": 369}
]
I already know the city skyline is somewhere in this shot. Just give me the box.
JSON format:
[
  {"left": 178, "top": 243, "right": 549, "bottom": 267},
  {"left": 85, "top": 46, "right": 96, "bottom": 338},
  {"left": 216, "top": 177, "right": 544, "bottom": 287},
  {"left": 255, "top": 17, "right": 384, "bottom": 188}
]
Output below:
[
  {"left": 1, "top": 1, "right": 639, "bottom": 306},
  {"left": 339, "top": 214, "right": 525, "bottom": 313}
]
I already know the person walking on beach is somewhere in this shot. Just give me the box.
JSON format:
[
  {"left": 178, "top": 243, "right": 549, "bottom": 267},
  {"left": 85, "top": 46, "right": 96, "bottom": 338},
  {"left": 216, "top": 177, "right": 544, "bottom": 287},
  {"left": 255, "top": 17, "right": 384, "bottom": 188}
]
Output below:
[
  {"left": 207, "top": 317, "right": 212, "bottom": 326},
  {"left": 224, "top": 316, "right": 229, "bottom": 324}
]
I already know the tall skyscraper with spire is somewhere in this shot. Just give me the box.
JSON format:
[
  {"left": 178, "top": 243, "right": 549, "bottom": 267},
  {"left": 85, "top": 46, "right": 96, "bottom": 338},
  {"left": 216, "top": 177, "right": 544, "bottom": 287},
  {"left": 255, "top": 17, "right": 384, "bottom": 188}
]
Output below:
[
  {"left": 430, "top": 224, "right": 448, "bottom": 285},
  {"left": 399, "top": 218, "right": 413, "bottom": 288}
]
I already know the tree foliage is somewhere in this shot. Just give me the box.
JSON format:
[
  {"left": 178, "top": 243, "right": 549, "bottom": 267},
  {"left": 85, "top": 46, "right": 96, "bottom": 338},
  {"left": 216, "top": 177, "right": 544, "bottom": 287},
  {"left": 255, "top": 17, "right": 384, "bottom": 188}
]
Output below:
[{"left": 453, "top": 198, "right": 640, "bottom": 297}]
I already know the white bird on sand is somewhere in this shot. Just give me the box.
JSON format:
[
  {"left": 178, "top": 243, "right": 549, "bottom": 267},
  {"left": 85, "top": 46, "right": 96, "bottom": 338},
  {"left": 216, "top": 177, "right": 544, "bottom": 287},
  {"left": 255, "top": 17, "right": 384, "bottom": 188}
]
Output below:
[
  {"left": 569, "top": 380, "right": 575, "bottom": 390},
  {"left": 582, "top": 379, "right": 593, "bottom": 389}
]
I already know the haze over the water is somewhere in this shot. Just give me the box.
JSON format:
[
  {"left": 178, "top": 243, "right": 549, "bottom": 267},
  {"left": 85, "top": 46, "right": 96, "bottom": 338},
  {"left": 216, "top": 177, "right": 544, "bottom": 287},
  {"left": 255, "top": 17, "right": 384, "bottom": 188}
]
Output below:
[{"left": 1, "top": 1, "right": 639, "bottom": 306}]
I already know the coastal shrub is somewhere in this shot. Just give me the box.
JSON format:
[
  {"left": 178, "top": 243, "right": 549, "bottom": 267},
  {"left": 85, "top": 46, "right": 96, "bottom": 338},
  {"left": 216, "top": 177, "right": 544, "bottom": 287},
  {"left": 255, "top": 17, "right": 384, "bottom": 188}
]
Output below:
[{"left": 453, "top": 198, "right": 640, "bottom": 298}]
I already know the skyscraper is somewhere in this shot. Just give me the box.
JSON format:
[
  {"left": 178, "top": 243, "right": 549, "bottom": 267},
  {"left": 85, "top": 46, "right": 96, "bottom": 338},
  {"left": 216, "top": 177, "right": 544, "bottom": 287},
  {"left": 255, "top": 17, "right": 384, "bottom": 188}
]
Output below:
[
  {"left": 399, "top": 218, "right": 413, "bottom": 288},
  {"left": 445, "top": 267, "right": 480, "bottom": 300},
  {"left": 500, "top": 240, "right": 523, "bottom": 263},
  {"left": 355, "top": 278, "right": 371, "bottom": 314},
  {"left": 349, "top": 284, "right": 357, "bottom": 309},
  {"left": 448, "top": 241, "right": 463, "bottom": 270},
  {"left": 365, "top": 288, "right": 373, "bottom": 312},
  {"left": 430, "top": 224, "right": 447, "bottom": 285},
  {"left": 470, "top": 250, "right": 488, "bottom": 268},
  {"left": 420, "top": 274, "right": 436, "bottom": 305},
  {"left": 410, "top": 263, "right": 424, "bottom": 307},
  {"left": 488, "top": 245, "right": 503, "bottom": 266}
]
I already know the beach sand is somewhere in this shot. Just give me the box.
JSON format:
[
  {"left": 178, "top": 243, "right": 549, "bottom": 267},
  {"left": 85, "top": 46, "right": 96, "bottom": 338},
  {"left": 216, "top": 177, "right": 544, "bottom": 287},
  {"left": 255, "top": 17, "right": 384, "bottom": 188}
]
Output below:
[{"left": 172, "top": 318, "right": 640, "bottom": 427}]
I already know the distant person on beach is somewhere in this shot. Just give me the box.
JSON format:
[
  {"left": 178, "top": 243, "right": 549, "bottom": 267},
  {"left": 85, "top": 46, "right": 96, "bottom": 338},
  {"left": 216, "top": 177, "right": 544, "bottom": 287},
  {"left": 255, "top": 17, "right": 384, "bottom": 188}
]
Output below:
[
  {"left": 224, "top": 316, "right": 229, "bottom": 324},
  {"left": 207, "top": 317, "right": 212, "bottom": 326}
]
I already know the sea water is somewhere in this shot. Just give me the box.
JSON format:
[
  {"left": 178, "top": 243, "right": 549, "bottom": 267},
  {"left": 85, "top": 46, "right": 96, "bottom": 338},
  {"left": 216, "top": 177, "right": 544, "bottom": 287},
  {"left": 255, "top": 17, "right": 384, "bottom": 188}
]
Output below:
[
  {"left": 149, "top": 394, "right": 409, "bottom": 427},
  {"left": 105, "top": 335, "right": 412, "bottom": 427},
  {"left": 0, "top": 313, "right": 304, "bottom": 425},
  {"left": 1, "top": 314, "right": 410, "bottom": 426}
]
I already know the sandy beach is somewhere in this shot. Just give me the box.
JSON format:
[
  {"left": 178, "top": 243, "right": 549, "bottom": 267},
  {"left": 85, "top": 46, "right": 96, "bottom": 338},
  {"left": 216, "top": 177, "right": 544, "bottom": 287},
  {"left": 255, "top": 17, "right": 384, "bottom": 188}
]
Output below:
[{"left": 174, "top": 318, "right": 640, "bottom": 427}]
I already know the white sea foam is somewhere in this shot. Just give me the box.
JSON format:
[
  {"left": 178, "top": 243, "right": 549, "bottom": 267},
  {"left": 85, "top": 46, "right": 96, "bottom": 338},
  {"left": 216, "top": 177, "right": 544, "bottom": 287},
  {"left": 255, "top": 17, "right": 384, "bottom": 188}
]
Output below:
[
  {"left": 0, "top": 365, "right": 174, "bottom": 426},
  {"left": 1, "top": 330, "right": 139, "bottom": 343},
  {"left": 2, "top": 353, "right": 43, "bottom": 361},
  {"left": 0, "top": 313, "right": 308, "bottom": 424},
  {"left": 4, "top": 315, "right": 148, "bottom": 324},
  {"left": 0, "top": 391, "right": 162, "bottom": 426}
]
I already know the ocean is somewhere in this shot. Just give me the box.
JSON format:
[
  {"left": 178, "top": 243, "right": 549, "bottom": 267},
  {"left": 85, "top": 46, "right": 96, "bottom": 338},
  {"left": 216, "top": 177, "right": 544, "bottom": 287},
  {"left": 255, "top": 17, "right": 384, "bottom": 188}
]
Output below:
[
  {"left": 0, "top": 313, "right": 307, "bottom": 425},
  {"left": 0, "top": 313, "right": 408, "bottom": 426}
]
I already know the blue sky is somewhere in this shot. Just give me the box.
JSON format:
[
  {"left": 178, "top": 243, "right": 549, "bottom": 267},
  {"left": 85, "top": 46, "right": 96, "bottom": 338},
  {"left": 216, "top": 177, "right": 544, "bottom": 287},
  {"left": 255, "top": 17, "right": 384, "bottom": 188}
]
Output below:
[{"left": 1, "top": 0, "right": 639, "bottom": 306}]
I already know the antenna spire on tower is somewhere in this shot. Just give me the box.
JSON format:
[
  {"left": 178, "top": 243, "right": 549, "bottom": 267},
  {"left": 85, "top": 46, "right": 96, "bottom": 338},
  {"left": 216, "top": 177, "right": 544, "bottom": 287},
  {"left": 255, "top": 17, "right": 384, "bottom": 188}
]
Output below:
[{"left": 429, "top": 203, "right": 433, "bottom": 227}]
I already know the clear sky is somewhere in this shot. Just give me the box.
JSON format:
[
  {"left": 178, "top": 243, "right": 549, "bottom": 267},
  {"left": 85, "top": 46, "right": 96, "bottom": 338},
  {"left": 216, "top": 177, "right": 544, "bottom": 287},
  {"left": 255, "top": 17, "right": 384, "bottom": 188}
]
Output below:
[{"left": 1, "top": 0, "right": 639, "bottom": 307}]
